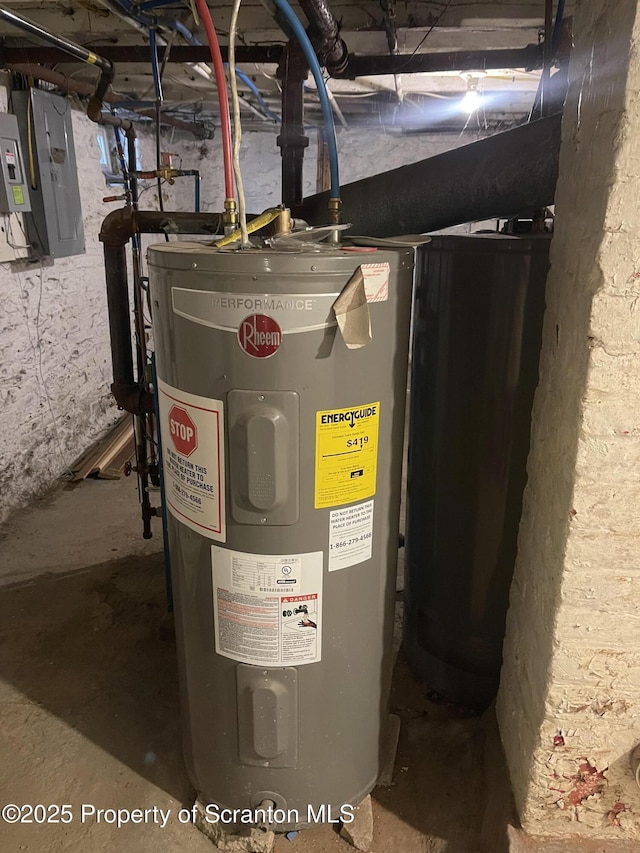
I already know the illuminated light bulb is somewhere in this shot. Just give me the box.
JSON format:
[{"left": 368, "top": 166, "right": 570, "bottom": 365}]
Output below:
[{"left": 461, "top": 88, "right": 481, "bottom": 113}]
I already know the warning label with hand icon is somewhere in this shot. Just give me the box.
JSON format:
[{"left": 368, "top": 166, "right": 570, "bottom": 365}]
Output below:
[{"left": 281, "top": 594, "right": 319, "bottom": 660}]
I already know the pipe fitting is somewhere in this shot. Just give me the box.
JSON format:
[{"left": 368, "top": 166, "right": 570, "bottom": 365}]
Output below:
[
  {"left": 327, "top": 197, "right": 342, "bottom": 226},
  {"left": 112, "top": 383, "right": 155, "bottom": 415},
  {"left": 223, "top": 197, "right": 239, "bottom": 229},
  {"left": 274, "top": 207, "right": 292, "bottom": 236},
  {"left": 99, "top": 206, "right": 137, "bottom": 247}
]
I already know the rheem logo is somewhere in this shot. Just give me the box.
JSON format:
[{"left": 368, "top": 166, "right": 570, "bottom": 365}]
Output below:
[
  {"left": 237, "top": 314, "right": 282, "bottom": 358},
  {"left": 168, "top": 405, "right": 197, "bottom": 456}
]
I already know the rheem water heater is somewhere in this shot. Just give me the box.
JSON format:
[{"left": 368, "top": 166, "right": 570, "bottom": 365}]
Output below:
[{"left": 148, "top": 242, "right": 413, "bottom": 827}]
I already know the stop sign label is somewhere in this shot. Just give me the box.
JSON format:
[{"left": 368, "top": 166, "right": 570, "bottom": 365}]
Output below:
[{"left": 169, "top": 405, "right": 198, "bottom": 456}]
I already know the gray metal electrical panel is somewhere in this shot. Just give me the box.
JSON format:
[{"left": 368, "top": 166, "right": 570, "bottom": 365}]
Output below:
[
  {"left": 0, "top": 113, "right": 30, "bottom": 213},
  {"left": 13, "top": 88, "right": 85, "bottom": 258}
]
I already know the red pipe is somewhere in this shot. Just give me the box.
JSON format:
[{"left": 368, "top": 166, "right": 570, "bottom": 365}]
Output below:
[{"left": 194, "top": 0, "right": 234, "bottom": 200}]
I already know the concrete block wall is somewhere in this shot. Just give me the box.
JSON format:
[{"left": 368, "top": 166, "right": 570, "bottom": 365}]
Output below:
[
  {"left": 0, "top": 96, "right": 481, "bottom": 525},
  {"left": 497, "top": 0, "right": 640, "bottom": 838}
]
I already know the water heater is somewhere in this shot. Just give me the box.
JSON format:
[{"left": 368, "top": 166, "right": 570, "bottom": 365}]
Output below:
[{"left": 148, "top": 242, "right": 413, "bottom": 826}]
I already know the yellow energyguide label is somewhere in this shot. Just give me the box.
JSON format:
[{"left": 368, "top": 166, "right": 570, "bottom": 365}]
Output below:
[{"left": 315, "top": 402, "right": 380, "bottom": 508}]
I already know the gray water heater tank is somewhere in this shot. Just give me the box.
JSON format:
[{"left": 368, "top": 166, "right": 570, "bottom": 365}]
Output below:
[{"left": 148, "top": 243, "right": 413, "bottom": 827}]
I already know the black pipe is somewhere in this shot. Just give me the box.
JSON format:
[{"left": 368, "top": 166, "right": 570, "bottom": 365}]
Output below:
[
  {"left": 298, "top": 113, "right": 562, "bottom": 236},
  {"left": 297, "top": 0, "right": 348, "bottom": 73},
  {"left": 277, "top": 43, "right": 309, "bottom": 207},
  {"left": 104, "top": 243, "right": 141, "bottom": 412},
  {"left": 100, "top": 208, "right": 225, "bottom": 245},
  {"left": 0, "top": 5, "right": 114, "bottom": 121},
  {"left": 100, "top": 208, "right": 227, "bottom": 414},
  {"left": 0, "top": 43, "right": 543, "bottom": 77},
  {"left": 335, "top": 44, "right": 544, "bottom": 78}
]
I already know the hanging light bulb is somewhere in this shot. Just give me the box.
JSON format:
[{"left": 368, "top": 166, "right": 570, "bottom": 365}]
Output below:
[
  {"left": 459, "top": 71, "right": 485, "bottom": 114},
  {"left": 461, "top": 87, "right": 481, "bottom": 113}
]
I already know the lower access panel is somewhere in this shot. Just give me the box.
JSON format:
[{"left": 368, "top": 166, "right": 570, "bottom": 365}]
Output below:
[{"left": 236, "top": 665, "right": 298, "bottom": 768}]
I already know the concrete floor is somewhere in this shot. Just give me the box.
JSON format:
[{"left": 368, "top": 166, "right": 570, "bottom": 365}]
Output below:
[{"left": 0, "top": 478, "right": 636, "bottom": 852}]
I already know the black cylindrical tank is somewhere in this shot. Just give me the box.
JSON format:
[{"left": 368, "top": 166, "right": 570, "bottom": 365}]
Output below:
[{"left": 403, "top": 234, "right": 550, "bottom": 710}]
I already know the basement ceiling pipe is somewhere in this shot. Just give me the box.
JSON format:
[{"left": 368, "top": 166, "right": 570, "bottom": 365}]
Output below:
[
  {"left": 0, "top": 43, "right": 546, "bottom": 77},
  {"left": 334, "top": 44, "right": 544, "bottom": 77},
  {"left": 296, "top": 0, "right": 348, "bottom": 73},
  {"left": 0, "top": 4, "right": 113, "bottom": 122},
  {"left": 0, "top": 45, "right": 279, "bottom": 64},
  {"left": 298, "top": 112, "right": 562, "bottom": 235},
  {"left": 5, "top": 63, "right": 211, "bottom": 138}
]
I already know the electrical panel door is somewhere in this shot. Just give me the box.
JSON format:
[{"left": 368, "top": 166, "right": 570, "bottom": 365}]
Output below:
[{"left": 14, "top": 88, "right": 85, "bottom": 258}]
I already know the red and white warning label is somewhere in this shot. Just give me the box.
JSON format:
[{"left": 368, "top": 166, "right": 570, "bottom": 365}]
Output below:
[
  {"left": 361, "top": 262, "right": 390, "bottom": 303},
  {"left": 157, "top": 378, "right": 226, "bottom": 541},
  {"left": 211, "top": 548, "right": 323, "bottom": 666}
]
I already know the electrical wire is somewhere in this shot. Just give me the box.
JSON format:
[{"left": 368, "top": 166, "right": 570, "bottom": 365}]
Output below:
[
  {"left": 194, "top": 0, "right": 235, "bottom": 201},
  {"left": 393, "top": 0, "right": 455, "bottom": 74},
  {"left": 14, "top": 263, "right": 74, "bottom": 476},
  {"left": 3, "top": 214, "right": 31, "bottom": 250},
  {"left": 228, "top": 0, "right": 249, "bottom": 246},
  {"left": 272, "top": 0, "right": 340, "bottom": 199}
]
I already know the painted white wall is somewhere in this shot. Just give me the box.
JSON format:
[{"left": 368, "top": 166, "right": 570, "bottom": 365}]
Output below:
[
  {"left": 182, "top": 124, "right": 488, "bottom": 214},
  {"left": 497, "top": 0, "right": 640, "bottom": 838},
  {"left": 0, "top": 97, "right": 485, "bottom": 524},
  {"left": 0, "top": 95, "right": 198, "bottom": 524}
]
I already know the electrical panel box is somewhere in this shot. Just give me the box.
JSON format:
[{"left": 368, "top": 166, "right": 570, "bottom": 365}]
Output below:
[
  {"left": 0, "top": 113, "right": 31, "bottom": 213},
  {"left": 13, "top": 88, "right": 85, "bottom": 258}
]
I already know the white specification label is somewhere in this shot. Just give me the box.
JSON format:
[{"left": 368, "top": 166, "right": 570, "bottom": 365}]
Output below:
[
  {"left": 212, "top": 548, "right": 323, "bottom": 666},
  {"left": 329, "top": 499, "right": 374, "bottom": 571},
  {"left": 157, "top": 378, "right": 225, "bottom": 541}
]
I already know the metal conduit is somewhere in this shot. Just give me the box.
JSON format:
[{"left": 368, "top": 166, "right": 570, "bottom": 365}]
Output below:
[{"left": 0, "top": 4, "right": 113, "bottom": 121}]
